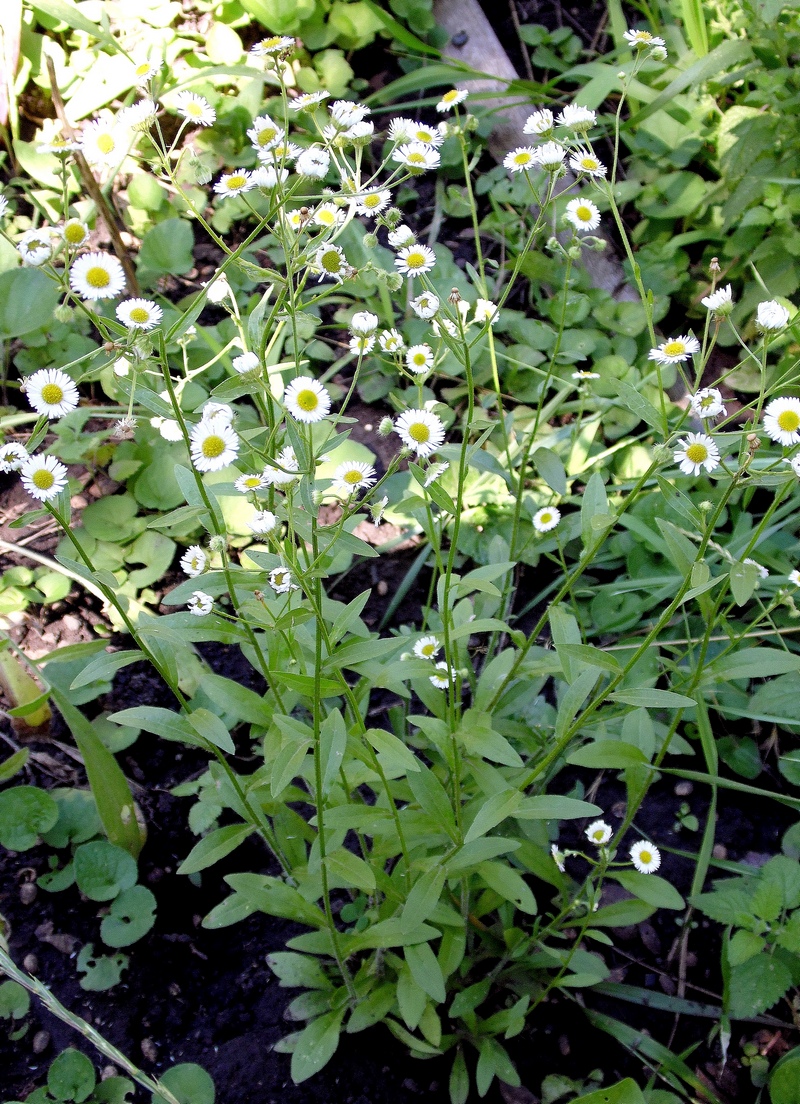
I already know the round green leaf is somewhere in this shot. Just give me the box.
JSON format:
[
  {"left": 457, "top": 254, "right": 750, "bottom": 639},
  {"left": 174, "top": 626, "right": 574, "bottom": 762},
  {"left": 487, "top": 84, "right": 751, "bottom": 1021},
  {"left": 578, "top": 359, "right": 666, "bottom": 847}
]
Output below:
[
  {"left": 0, "top": 980, "right": 30, "bottom": 1021},
  {"left": 100, "top": 884, "right": 157, "bottom": 947},
  {"left": 47, "top": 1048, "right": 96, "bottom": 1103},
  {"left": 0, "top": 268, "right": 60, "bottom": 337},
  {"left": 76, "top": 944, "right": 129, "bottom": 991},
  {"left": 153, "top": 1064, "right": 215, "bottom": 1104},
  {"left": 73, "top": 840, "right": 137, "bottom": 902},
  {"left": 41, "top": 788, "right": 102, "bottom": 849},
  {"left": 0, "top": 785, "right": 58, "bottom": 851},
  {"left": 771, "top": 1047, "right": 800, "bottom": 1104},
  {"left": 81, "top": 494, "right": 140, "bottom": 543},
  {"left": 138, "top": 218, "right": 195, "bottom": 277}
]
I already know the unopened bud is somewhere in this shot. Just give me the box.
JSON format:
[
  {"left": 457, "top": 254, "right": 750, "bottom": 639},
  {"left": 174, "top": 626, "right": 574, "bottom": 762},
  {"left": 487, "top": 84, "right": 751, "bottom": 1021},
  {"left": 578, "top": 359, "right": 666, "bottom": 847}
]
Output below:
[
  {"left": 652, "top": 444, "right": 672, "bottom": 464},
  {"left": 710, "top": 257, "right": 721, "bottom": 273},
  {"left": 54, "top": 304, "right": 74, "bottom": 324},
  {"left": 363, "top": 233, "right": 377, "bottom": 249},
  {"left": 378, "top": 416, "right": 394, "bottom": 437},
  {"left": 208, "top": 534, "right": 227, "bottom": 552},
  {"left": 448, "top": 288, "right": 462, "bottom": 305},
  {"left": 386, "top": 273, "right": 403, "bottom": 293},
  {"left": 568, "top": 245, "right": 582, "bottom": 260}
]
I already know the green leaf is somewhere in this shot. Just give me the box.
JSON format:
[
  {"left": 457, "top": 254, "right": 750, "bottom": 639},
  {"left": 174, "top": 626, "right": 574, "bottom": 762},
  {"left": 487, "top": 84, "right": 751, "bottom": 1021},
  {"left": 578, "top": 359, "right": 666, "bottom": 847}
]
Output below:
[
  {"left": 360, "top": 0, "right": 440, "bottom": 55},
  {"left": 69, "top": 650, "right": 142, "bottom": 691},
  {"left": 197, "top": 673, "right": 272, "bottom": 726},
  {"left": 708, "top": 647, "right": 800, "bottom": 682},
  {"left": 405, "top": 941, "right": 446, "bottom": 1004},
  {"left": 581, "top": 472, "right": 609, "bottom": 549},
  {"left": 626, "top": 39, "right": 752, "bottom": 126},
  {"left": 319, "top": 709, "right": 347, "bottom": 796},
  {"left": 0, "top": 267, "right": 60, "bottom": 337},
  {"left": 408, "top": 763, "right": 458, "bottom": 841},
  {"left": 516, "top": 795, "right": 602, "bottom": 820},
  {"left": 729, "top": 954, "right": 793, "bottom": 1018},
  {"left": 177, "top": 823, "right": 254, "bottom": 875},
  {"left": 729, "top": 560, "right": 761, "bottom": 606},
  {"left": 532, "top": 446, "right": 567, "bottom": 495},
  {"left": 572, "top": 1078, "right": 645, "bottom": 1104},
  {"left": 0, "top": 748, "right": 29, "bottom": 783},
  {"left": 449, "top": 1050, "right": 469, "bottom": 1104},
  {"left": 76, "top": 944, "right": 128, "bottom": 991},
  {"left": 0, "top": 785, "right": 57, "bottom": 850},
  {"left": 110, "top": 706, "right": 202, "bottom": 748},
  {"left": 100, "top": 885, "right": 157, "bottom": 947},
  {"left": 771, "top": 1047, "right": 800, "bottom": 1104},
  {"left": 613, "top": 871, "right": 684, "bottom": 910},
  {"left": 74, "top": 840, "right": 137, "bottom": 902},
  {"left": 187, "top": 708, "right": 235, "bottom": 754},
  {"left": 290, "top": 1010, "right": 345, "bottom": 1084},
  {"left": 31, "top": 0, "right": 123, "bottom": 51},
  {"left": 153, "top": 1064, "right": 215, "bottom": 1104},
  {"left": 138, "top": 219, "right": 195, "bottom": 277},
  {"left": 464, "top": 789, "right": 522, "bottom": 843},
  {"left": 568, "top": 741, "right": 649, "bottom": 770},
  {"left": 226, "top": 873, "right": 327, "bottom": 928},
  {"left": 477, "top": 861, "right": 537, "bottom": 914},
  {"left": 612, "top": 379, "right": 663, "bottom": 432},
  {"left": 324, "top": 848, "right": 376, "bottom": 892},
  {"left": 609, "top": 688, "right": 696, "bottom": 708},
  {"left": 48, "top": 1048, "right": 96, "bottom": 1103},
  {"left": 557, "top": 644, "right": 622, "bottom": 675},
  {"left": 267, "top": 952, "right": 332, "bottom": 990},
  {"left": 51, "top": 690, "right": 144, "bottom": 858},
  {"left": 0, "top": 980, "right": 30, "bottom": 1021},
  {"left": 401, "top": 867, "right": 447, "bottom": 931},
  {"left": 364, "top": 728, "right": 421, "bottom": 774},
  {"left": 587, "top": 898, "right": 656, "bottom": 927}
]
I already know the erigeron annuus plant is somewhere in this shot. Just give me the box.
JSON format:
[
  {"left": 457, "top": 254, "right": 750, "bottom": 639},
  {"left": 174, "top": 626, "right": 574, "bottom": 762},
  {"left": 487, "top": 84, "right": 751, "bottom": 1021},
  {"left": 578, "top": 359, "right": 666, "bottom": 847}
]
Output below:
[{"left": 2, "top": 26, "right": 800, "bottom": 1102}]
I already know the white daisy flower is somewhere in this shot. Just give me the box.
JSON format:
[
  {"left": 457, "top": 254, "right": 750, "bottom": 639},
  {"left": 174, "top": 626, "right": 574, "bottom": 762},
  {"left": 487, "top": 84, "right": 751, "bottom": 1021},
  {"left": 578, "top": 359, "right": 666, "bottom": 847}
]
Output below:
[
  {"left": 329, "top": 100, "right": 370, "bottom": 127},
  {"left": 629, "top": 840, "right": 661, "bottom": 873},
  {"left": 253, "top": 165, "right": 288, "bottom": 194},
  {"left": 791, "top": 455, "right": 800, "bottom": 478},
  {"left": 314, "top": 244, "right": 348, "bottom": 283},
  {"left": 269, "top": 566, "right": 297, "bottom": 594},
  {"left": 248, "top": 510, "right": 278, "bottom": 534},
  {"left": 155, "top": 417, "right": 183, "bottom": 442},
  {"left": 763, "top": 397, "right": 800, "bottom": 446},
  {"left": 251, "top": 35, "right": 295, "bottom": 56},
  {"left": 436, "top": 89, "right": 468, "bottom": 113},
  {"left": 262, "top": 141, "right": 301, "bottom": 165},
  {"left": 624, "top": 28, "right": 666, "bottom": 48},
  {"left": 429, "top": 661, "right": 457, "bottom": 689},
  {"left": 70, "top": 252, "right": 126, "bottom": 300},
  {"left": 423, "top": 460, "right": 449, "bottom": 487},
  {"left": 533, "top": 506, "right": 561, "bottom": 532},
  {"left": 190, "top": 419, "right": 240, "bottom": 472},
  {"left": 789, "top": 569, "right": 800, "bottom": 586},
  {"left": 289, "top": 90, "right": 330, "bottom": 112},
  {"left": 174, "top": 92, "right": 216, "bottom": 127},
  {"left": 342, "top": 120, "right": 375, "bottom": 144},
  {"left": 557, "top": 104, "right": 596, "bottom": 131},
  {"left": 133, "top": 58, "right": 162, "bottom": 84},
  {"left": 118, "top": 99, "right": 157, "bottom": 130},
  {"left": 188, "top": 591, "right": 214, "bottom": 616},
  {"left": 180, "top": 545, "right": 207, "bottom": 577},
  {"left": 331, "top": 460, "right": 377, "bottom": 495},
  {"left": 202, "top": 402, "right": 234, "bottom": 425},
  {"left": 673, "top": 433, "right": 720, "bottom": 476},
  {"left": 394, "top": 409, "right": 446, "bottom": 457},
  {"left": 232, "top": 352, "right": 260, "bottom": 376},
  {"left": 551, "top": 844, "right": 566, "bottom": 873},
  {"left": 20, "top": 455, "right": 69, "bottom": 502},
  {"left": 405, "top": 122, "right": 446, "bottom": 147},
  {"left": 572, "top": 370, "right": 600, "bottom": 380},
  {"left": 757, "top": 300, "right": 791, "bottom": 331},
  {"left": 235, "top": 472, "right": 270, "bottom": 493},
  {"left": 395, "top": 243, "right": 436, "bottom": 278},
  {"left": 701, "top": 284, "right": 733, "bottom": 314},
  {"left": 205, "top": 275, "right": 232, "bottom": 304},
  {"left": 247, "top": 115, "right": 284, "bottom": 152},
  {"left": 17, "top": 229, "right": 52, "bottom": 267},
  {"left": 263, "top": 445, "right": 299, "bottom": 486},
  {"left": 284, "top": 377, "right": 332, "bottom": 423},
  {"left": 0, "top": 443, "right": 28, "bottom": 472},
  {"left": 80, "top": 119, "right": 129, "bottom": 165},
  {"left": 350, "top": 311, "right": 379, "bottom": 336},
  {"left": 432, "top": 317, "right": 458, "bottom": 338},
  {"left": 116, "top": 298, "right": 162, "bottom": 330},
  {"left": 313, "top": 202, "right": 345, "bottom": 229},
  {"left": 354, "top": 189, "right": 392, "bottom": 216},
  {"left": 393, "top": 142, "right": 441, "bottom": 173},
  {"left": 523, "top": 108, "right": 555, "bottom": 136},
  {"left": 36, "top": 132, "right": 79, "bottom": 155},
  {"left": 569, "top": 152, "right": 607, "bottom": 177},
  {"left": 25, "top": 368, "right": 79, "bottom": 419},
  {"left": 586, "top": 820, "right": 612, "bottom": 846},
  {"left": 406, "top": 344, "right": 434, "bottom": 375},
  {"left": 504, "top": 146, "right": 539, "bottom": 173},
  {"left": 296, "top": 147, "right": 331, "bottom": 180},
  {"left": 413, "top": 635, "right": 440, "bottom": 659},
  {"left": 743, "top": 558, "right": 769, "bottom": 581},
  {"left": 61, "top": 219, "right": 89, "bottom": 248},
  {"left": 349, "top": 335, "right": 375, "bottom": 356},
  {"left": 214, "top": 170, "right": 255, "bottom": 198},
  {"left": 474, "top": 299, "right": 499, "bottom": 324},
  {"left": 689, "top": 388, "right": 726, "bottom": 419},
  {"left": 379, "top": 328, "right": 405, "bottom": 353},
  {"left": 648, "top": 335, "right": 700, "bottom": 364},
  {"left": 388, "top": 225, "right": 415, "bottom": 249},
  {"left": 565, "top": 197, "right": 601, "bottom": 232},
  {"left": 411, "top": 293, "right": 440, "bottom": 319}
]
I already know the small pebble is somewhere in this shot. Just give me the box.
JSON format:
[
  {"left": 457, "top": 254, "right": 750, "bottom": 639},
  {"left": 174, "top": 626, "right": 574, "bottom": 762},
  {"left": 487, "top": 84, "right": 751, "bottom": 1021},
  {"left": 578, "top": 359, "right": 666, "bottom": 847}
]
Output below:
[
  {"left": 559, "top": 1035, "right": 570, "bottom": 1056},
  {"left": 712, "top": 843, "right": 728, "bottom": 860},
  {"left": 377, "top": 580, "right": 388, "bottom": 596},
  {"left": 23, "top": 954, "right": 38, "bottom": 974},
  {"left": 100, "top": 1066, "right": 118, "bottom": 1081},
  {"left": 32, "top": 1031, "right": 50, "bottom": 1054},
  {"left": 19, "top": 883, "right": 37, "bottom": 905},
  {"left": 675, "top": 781, "right": 693, "bottom": 796},
  {"left": 141, "top": 1038, "right": 158, "bottom": 1062}
]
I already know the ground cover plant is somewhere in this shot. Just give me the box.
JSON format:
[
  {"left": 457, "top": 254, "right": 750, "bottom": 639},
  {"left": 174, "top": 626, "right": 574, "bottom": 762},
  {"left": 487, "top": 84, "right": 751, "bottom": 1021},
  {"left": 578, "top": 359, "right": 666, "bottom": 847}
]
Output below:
[{"left": 2, "top": 1, "right": 800, "bottom": 1102}]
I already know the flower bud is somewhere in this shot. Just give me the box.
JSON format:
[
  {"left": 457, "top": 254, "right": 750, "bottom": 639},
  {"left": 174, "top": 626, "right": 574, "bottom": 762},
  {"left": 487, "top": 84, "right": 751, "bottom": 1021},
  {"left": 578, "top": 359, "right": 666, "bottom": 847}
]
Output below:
[
  {"left": 208, "top": 534, "right": 227, "bottom": 552},
  {"left": 363, "top": 232, "right": 377, "bottom": 249},
  {"left": 54, "top": 304, "right": 74, "bottom": 324},
  {"left": 378, "top": 416, "right": 394, "bottom": 437}
]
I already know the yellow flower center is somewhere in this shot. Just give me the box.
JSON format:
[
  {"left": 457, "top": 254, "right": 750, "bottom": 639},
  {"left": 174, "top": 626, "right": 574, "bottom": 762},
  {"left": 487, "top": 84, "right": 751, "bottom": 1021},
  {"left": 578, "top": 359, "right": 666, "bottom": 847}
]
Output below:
[
  {"left": 442, "top": 91, "right": 458, "bottom": 103},
  {"left": 416, "top": 130, "right": 433, "bottom": 141},
  {"left": 129, "top": 307, "right": 150, "bottom": 324},
  {"left": 686, "top": 443, "right": 708, "bottom": 463},
  {"left": 581, "top": 157, "right": 599, "bottom": 170},
  {"left": 699, "top": 396, "right": 714, "bottom": 409},
  {"left": 407, "top": 152, "right": 425, "bottom": 164},
  {"left": 51, "top": 137, "right": 68, "bottom": 149},
  {"left": 244, "top": 476, "right": 261, "bottom": 488},
  {"left": 226, "top": 175, "right": 247, "bottom": 190},
  {"left": 273, "top": 570, "right": 287, "bottom": 585},
  {"left": 257, "top": 129, "right": 277, "bottom": 146},
  {"left": 514, "top": 152, "right": 532, "bottom": 164},
  {"left": 363, "top": 194, "right": 380, "bottom": 208},
  {"left": 343, "top": 469, "right": 363, "bottom": 485},
  {"left": 263, "top": 37, "right": 282, "bottom": 48},
  {"left": 405, "top": 251, "right": 426, "bottom": 270},
  {"left": 777, "top": 410, "right": 800, "bottom": 432},
  {"left": 41, "top": 383, "right": 64, "bottom": 405},
  {"left": 296, "top": 389, "right": 319, "bottom": 412},
  {"left": 408, "top": 421, "right": 431, "bottom": 444},
  {"left": 318, "top": 211, "right": 335, "bottom": 225},
  {"left": 64, "top": 222, "right": 86, "bottom": 244},
  {"left": 187, "top": 102, "right": 203, "bottom": 117},
  {"left": 421, "top": 643, "right": 436, "bottom": 657},
  {"left": 86, "top": 265, "right": 110, "bottom": 288},
  {"left": 321, "top": 250, "right": 342, "bottom": 272},
  {"left": 97, "top": 134, "right": 115, "bottom": 154},
  {"left": 663, "top": 340, "right": 686, "bottom": 357},
  {"left": 135, "top": 62, "right": 152, "bottom": 76},
  {"left": 638, "top": 849, "right": 653, "bottom": 864},
  {"left": 32, "top": 469, "right": 55, "bottom": 490},
  {"left": 540, "top": 512, "right": 552, "bottom": 524},
  {"left": 576, "top": 205, "right": 592, "bottom": 222},
  {"left": 412, "top": 354, "right": 427, "bottom": 367},
  {"left": 27, "top": 239, "right": 46, "bottom": 253},
  {"left": 202, "top": 435, "right": 225, "bottom": 458}
]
